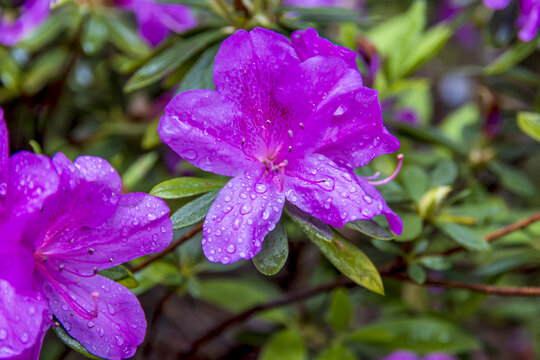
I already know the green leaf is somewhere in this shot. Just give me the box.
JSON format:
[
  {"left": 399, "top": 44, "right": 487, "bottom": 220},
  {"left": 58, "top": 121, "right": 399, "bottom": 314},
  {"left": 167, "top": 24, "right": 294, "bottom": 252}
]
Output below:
[
  {"left": 105, "top": 16, "right": 151, "bottom": 57},
  {"left": 391, "top": 120, "right": 465, "bottom": 155},
  {"left": 484, "top": 41, "right": 537, "bottom": 75},
  {"left": 346, "top": 219, "right": 393, "bottom": 240},
  {"left": 327, "top": 287, "right": 352, "bottom": 333},
  {"left": 286, "top": 6, "right": 360, "bottom": 23},
  {"left": 419, "top": 256, "right": 452, "bottom": 271},
  {"left": 253, "top": 221, "right": 289, "bottom": 276},
  {"left": 315, "top": 345, "right": 355, "bottom": 360},
  {"left": 318, "top": 234, "right": 383, "bottom": 294},
  {"left": 285, "top": 203, "right": 333, "bottom": 243},
  {"left": 348, "top": 317, "right": 479, "bottom": 354},
  {"left": 395, "top": 212, "right": 423, "bottom": 242},
  {"left": 417, "top": 186, "right": 452, "bottom": 220},
  {"left": 171, "top": 190, "right": 218, "bottom": 230},
  {"left": 407, "top": 263, "right": 426, "bottom": 285},
  {"left": 52, "top": 319, "right": 105, "bottom": 360},
  {"left": 488, "top": 161, "right": 537, "bottom": 197},
  {"left": 154, "top": 0, "right": 211, "bottom": 8},
  {"left": 517, "top": 111, "right": 540, "bottom": 142},
  {"left": 260, "top": 329, "right": 307, "bottom": 360},
  {"left": 372, "top": 239, "right": 403, "bottom": 255},
  {"left": 125, "top": 29, "right": 226, "bottom": 92},
  {"left": 22, "top": 47, "right": 70, "bottom": 95},
  {"left": 400, "top": 24, "right": 452, "bottom": 78},
  {"left": 0, "top": 52, "right": 21, "bottom": 91},
  {"left": 400, "top": 166, "right": 428, "bottom": 203},
  {"left": 99, "top": 265, "right": 139, "bottom": 289},
  {"left": 150, "top": 177, "right": 227, "bottom": 199},
  {"left": 430, "top": 160, "right": 458, "bottom": 188},
  {"left": 178, "top": 44, "right": 219, "bottom": 92},
  {"left": 438, "top": 222, "right": 490, "bottom": 252},
  {"left": 81, "top": 15, "right": 109, "bottom": 56},
  {"left": 121, "top": 152, "right": 159, "bottom": 190},
  {"left": 198, "top": 278, "right": 281, "bottom": 313}
]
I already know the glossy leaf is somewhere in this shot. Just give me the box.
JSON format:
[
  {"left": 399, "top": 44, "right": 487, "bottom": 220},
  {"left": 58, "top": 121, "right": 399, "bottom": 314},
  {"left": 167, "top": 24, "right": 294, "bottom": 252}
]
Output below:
[
  {"left": 438, "top": 222, "right": 490, "bottom": 252},
  {"left": 407, "top": 263, "right": 426, "bottom": 285},
  {"left": 178, "top": 44, "right": 219, "bottom": 93},
  {"left": 52, "top": 319, "right": 105, "bottom": 360},
  {"left": 81, "top": 15, "right": 109, "bottom": 56},
  {"left": 150, "top": 177, "right": 227, "bottom": 199},
  {"left": 125, "top": 29, "right": 227, "bottom": 92},
  {"left": 517, "top": 111, "right": 540, "bottom": 142},
  {"left": 260, "top": 329, "right": 307, "bottom": 360},
  {"left": 315, "top": 345, "right": 355, "bottom": 360},
  {"left": 285, "top": 203, "right": 333, "bottom": 243},
  {"left": 99, "top": 265, "right": 139, "bottom": 289},
  {"left": 346, "top": 219, "right": 393, "bottom": 240},
  {"left": 489, "top": 161, "right": 537, "bottom": 197},
  {"left": 485, "top": 41, "right": 536, "bottom": 75},
  {"left": 105, "top": 16, "right": 151, "bottom": 57},
  {"left": 22, "top": 47, "right": 70, "bottom": 95},
  {"left": 253, "top": 220, "right": 289, "bottom": 276},
  {"left": 327, "top": 287, "right": 352, "bottom": 333},
  {"left": 171, "top": 190, "right": 218, "bottom": 230}
]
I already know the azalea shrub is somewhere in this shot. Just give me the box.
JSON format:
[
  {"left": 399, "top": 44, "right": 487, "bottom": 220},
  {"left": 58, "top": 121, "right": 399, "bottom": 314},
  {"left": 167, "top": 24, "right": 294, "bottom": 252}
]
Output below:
[{"left": 1, "top": 0, "right": 540, "bottom": 359}]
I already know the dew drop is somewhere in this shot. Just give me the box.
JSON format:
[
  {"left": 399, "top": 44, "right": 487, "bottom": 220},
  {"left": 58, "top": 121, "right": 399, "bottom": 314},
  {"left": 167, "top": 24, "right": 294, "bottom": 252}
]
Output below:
[
  {"left": 107, "top": 303, "right": 116, "bottom": 315},
  {"left": 115, "top": 336, "right": 124, "bottom": 346},
  {"left": 226, "top": 244, "right": 236, "bottom": 254},
  {"left": 363, "top": 195, "right": 373, "bottom": 204},
  {"left": 19, "top": 332, "right": 29, "bottom": 344},
  {"left": 147, "top": 214, "right": 157, "bottom": 221},
  {"left": 0, "top": 329, "right": 6, "bottom": 340},
  {"left": 254, "top": 184, "right": 267, "bottom": 194}
]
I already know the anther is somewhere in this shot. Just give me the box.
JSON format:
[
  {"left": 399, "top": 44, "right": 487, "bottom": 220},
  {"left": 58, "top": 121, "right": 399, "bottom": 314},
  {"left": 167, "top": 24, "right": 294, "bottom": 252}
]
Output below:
[
  {"left": 58, "top": 264, "right": 64, "bottom": 272},
  {"left": 109, "top": 257, "right": 114, "bottom": 263},
  {"left": 93, "top": 267, "right": 98, "bottom": 275},
  {"left": 241, "top": 138, "right": 246, "bottom": 146},
  {"left": 69, "top": 239, "right": 74, "bottom": 243},
  {"left": 88, "top": 248, "right": 94, "bottom": 255},
  {"left": 288, "top": 130, "right": 293, "bottom": 138},
  {"left": 299, "top": 122, "right": 304, "bottom": 129},
  {"left": 288, "top": 146, "right": 292, "bottom": 152},
  {"left": 368, "top": 154, "right": 404, "bottom": 186},
  {"left": 266, "top": 120, "right": 271, "bottom": 124}
]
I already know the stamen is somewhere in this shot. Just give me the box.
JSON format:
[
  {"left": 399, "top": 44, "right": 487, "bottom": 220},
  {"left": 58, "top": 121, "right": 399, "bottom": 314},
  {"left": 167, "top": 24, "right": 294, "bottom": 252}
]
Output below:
[
  {"left": 36, "top": 263, "right": 99, "bottom": 320},
  {"left": 368, "top": 154, "right": 404, "bottom": 186},
  {"left": 364, "top": 172, "right": 381, "bottom": 180},
  {"left": 288, "top": 146, "right": 292, "bottom": 152},
  {"left": 287, "top": 130, "right": 293, "bottom": 138},
  {"left": 299, "top": 122, "right": 304, "bottom": 129}
]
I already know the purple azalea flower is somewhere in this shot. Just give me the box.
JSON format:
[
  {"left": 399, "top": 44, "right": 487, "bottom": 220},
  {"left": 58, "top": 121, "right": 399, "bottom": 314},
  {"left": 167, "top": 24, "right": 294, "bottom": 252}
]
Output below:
[
  {"left": 0, "top": 0, "right": 50, "bottom": 46},
  {"left": 484, "top": 0, "right": 540, "bottom": 41},
  {"left": 115, "top": 0, "right": 196, "bottom": 46},
  {"left": 159, "top": 28, "right": 402, "bottom": 265},
  {"left": 0, "top": 108, "right": 174, "bottom": 359}
]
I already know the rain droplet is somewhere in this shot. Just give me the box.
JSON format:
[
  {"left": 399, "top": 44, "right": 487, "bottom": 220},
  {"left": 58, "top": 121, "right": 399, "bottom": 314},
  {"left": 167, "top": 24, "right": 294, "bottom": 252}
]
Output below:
[
  {"left": 115, "top": 336, "right": 124, "bottom": 346},
  {"left": 226, "top": 244, "right": 236, "bottom": 254},
  {"left": 19, "top": 332, "right": 29, "bottom": 344},
  {"left": 254, "top": 184, "right": 267, "bottom": 194}
]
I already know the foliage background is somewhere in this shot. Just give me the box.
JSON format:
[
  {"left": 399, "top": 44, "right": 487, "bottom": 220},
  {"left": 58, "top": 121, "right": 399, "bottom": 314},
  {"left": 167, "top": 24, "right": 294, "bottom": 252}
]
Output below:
[{"left": 2, "top": 0, "right": 540, "bottom": 359}]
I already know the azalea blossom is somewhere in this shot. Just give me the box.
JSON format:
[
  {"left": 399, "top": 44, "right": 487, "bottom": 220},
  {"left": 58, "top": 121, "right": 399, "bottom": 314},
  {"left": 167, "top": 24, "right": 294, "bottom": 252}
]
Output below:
[
  {"left": 115, "top": 0, "right": 196, "bottom": 46},
  {"left": 159, "top": 28, "right": 402, "bottom": 265},
  {"left": 484, "top": 0, "right": 540, "bottom": 41},
  {"left": 0, "top": 108, "right": 173, "bottom": 359},
  {"left": 0, "top": 0, "right": 50, "bottom": 46}
]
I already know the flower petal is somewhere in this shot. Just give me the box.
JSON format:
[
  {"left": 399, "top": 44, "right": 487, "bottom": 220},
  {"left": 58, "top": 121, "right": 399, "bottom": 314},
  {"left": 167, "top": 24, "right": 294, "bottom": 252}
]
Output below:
[
  {"left": 274, "top": 55, "right": 363, "bottom": 163},
  {"left": 37, "top": 192, "right": 172, "bottom": 276},
  {"left": 483, "top": 0, "right": 511, "bottom": 10},
  {"left": 42, "top": 274, "right": 146, "bottom": 360},
  {"left": 7, "top": 151, "right": 59, "bottom": 217},
  {"left": 138, "top": 12, "right": 170, "bottom": 46},
  {"left": 284, "top": 154, "right": 401, "bottom": 232},
  {"left": 213, "top": 28, "right": 300, "bottom": 108},
  {"left": 202, "top": 171, "right": 285, "bottom": 264},
  {"left": 159, "top": 89, "right": 258, "bottom": 177},
  {"left": 0, "top": 108, "right": 8, "bottom": 215},
  {"left": 0, "top": 280, "right": 47, "bottom": 358},
  {"left": 518, "top": 3, "right": 540, "bottom": 42},
  {"left": 291, "top": 28, "right": 358, "bottom": 69},
  {"left": 316, "top": 88, "right": 400, "bottom": 169}
]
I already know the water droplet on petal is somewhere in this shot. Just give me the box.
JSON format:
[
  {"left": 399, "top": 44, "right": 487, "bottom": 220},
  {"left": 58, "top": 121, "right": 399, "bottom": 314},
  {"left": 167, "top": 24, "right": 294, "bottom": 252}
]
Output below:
[
  {"left": 107, "top": 303, "right": 116, "bottom": 315},
  {"left": 115, "top": 336, "right": 124, "bottom": 346},
  {"left": 0, "top": 329, "right": 6, "bottom": 340},
  {"left": 254, "top": 184, "right": 267, "bottom": 194},
  {"left": 20, "top": 332, "right": 29, "bottom": 344},
  {"left": 226, "top": 244, "right": 236, "bottom": 254},
  {"left": 363, "top": 195, "right": 373, "bottom": 204}
]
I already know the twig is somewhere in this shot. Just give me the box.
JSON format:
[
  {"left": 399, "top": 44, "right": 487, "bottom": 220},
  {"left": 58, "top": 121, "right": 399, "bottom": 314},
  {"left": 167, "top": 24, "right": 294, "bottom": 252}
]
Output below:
[
  {"left": 177, "top": 271, "right": 540, "bottom": 358},
  {"left": 443, "top": 211, "right": 540, "bottom": 256},
  {"left": 132, "top": 223, "right": 203, "bottom": 272},
  {"left": 177, "top": 278, "right": 354, "bottom": 358},
  {"left": 382, "top": 272, "right": 540, "bottom": 296}
]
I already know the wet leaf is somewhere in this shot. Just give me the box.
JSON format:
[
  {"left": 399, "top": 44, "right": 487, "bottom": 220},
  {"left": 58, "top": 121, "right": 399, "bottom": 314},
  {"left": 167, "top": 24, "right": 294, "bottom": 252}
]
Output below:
[
  {"left": 150, "top": 177, "right": 227, "bottom": 199},
  {"left": 253, "top": 220, "right": 289, "bottom": 276}
]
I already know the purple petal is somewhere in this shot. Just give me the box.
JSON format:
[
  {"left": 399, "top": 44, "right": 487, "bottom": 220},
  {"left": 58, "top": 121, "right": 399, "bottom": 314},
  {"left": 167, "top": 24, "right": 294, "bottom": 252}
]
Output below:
[
  {"left": 202, "top": 171, "right": 285, "bottom": 264},
  {"left": 138, "top": 13, "right": 170, "bottom": 46},
  {"left": 517, "top": 2, "right": 540, "bottom": 41},
  {"left": 383, "top": 350, "right": 420, "bottom": 360},
  {"left": 0, "top": 108, "right": 8, "bottom": 213},
  {"left": 424, "top": 354, "right": 459, "bottom": 360},
  {"left": 10, "top": 319, "right": 48, "bottom": 360},
  {"left": 36, "top": 154, "right": 122, "bottom": 245},
  {"left": 41, "top": 274, "right": 146, "bottom": 360},
  {"left": 213, "top": 28, "right": 300, "bottom": 117},
  {"left": 291, "top": 28, "right": 358, "bottom": 69},
  {"left": 156, "top": 3, "right": 197, "bottom": 33},
  {"left": 0, "top": 0, "right": 51, "bottom": 46},
  {"left": 36, "top": 192, "right": 172, "bottom": 276},
  {"left": 274, "top": 56, "right": 364, "bottom": 164},
  {"left": 483, "top": 0, "right": 511, "bottom": 10},
  {"left": 7, "top": 151, "right": 59, "bottom": 217},
  {"left": 159, "top": 89, "right": 258, "bottom": 177},
  {"left": 0, "top": 280, "right": 47, "bottom": 358},
  {"left": 316, "top": 87, "right": 400, "bottom": 169},
  {"left": 284, "top": 153, "right": 402, "bottom": 234}
]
